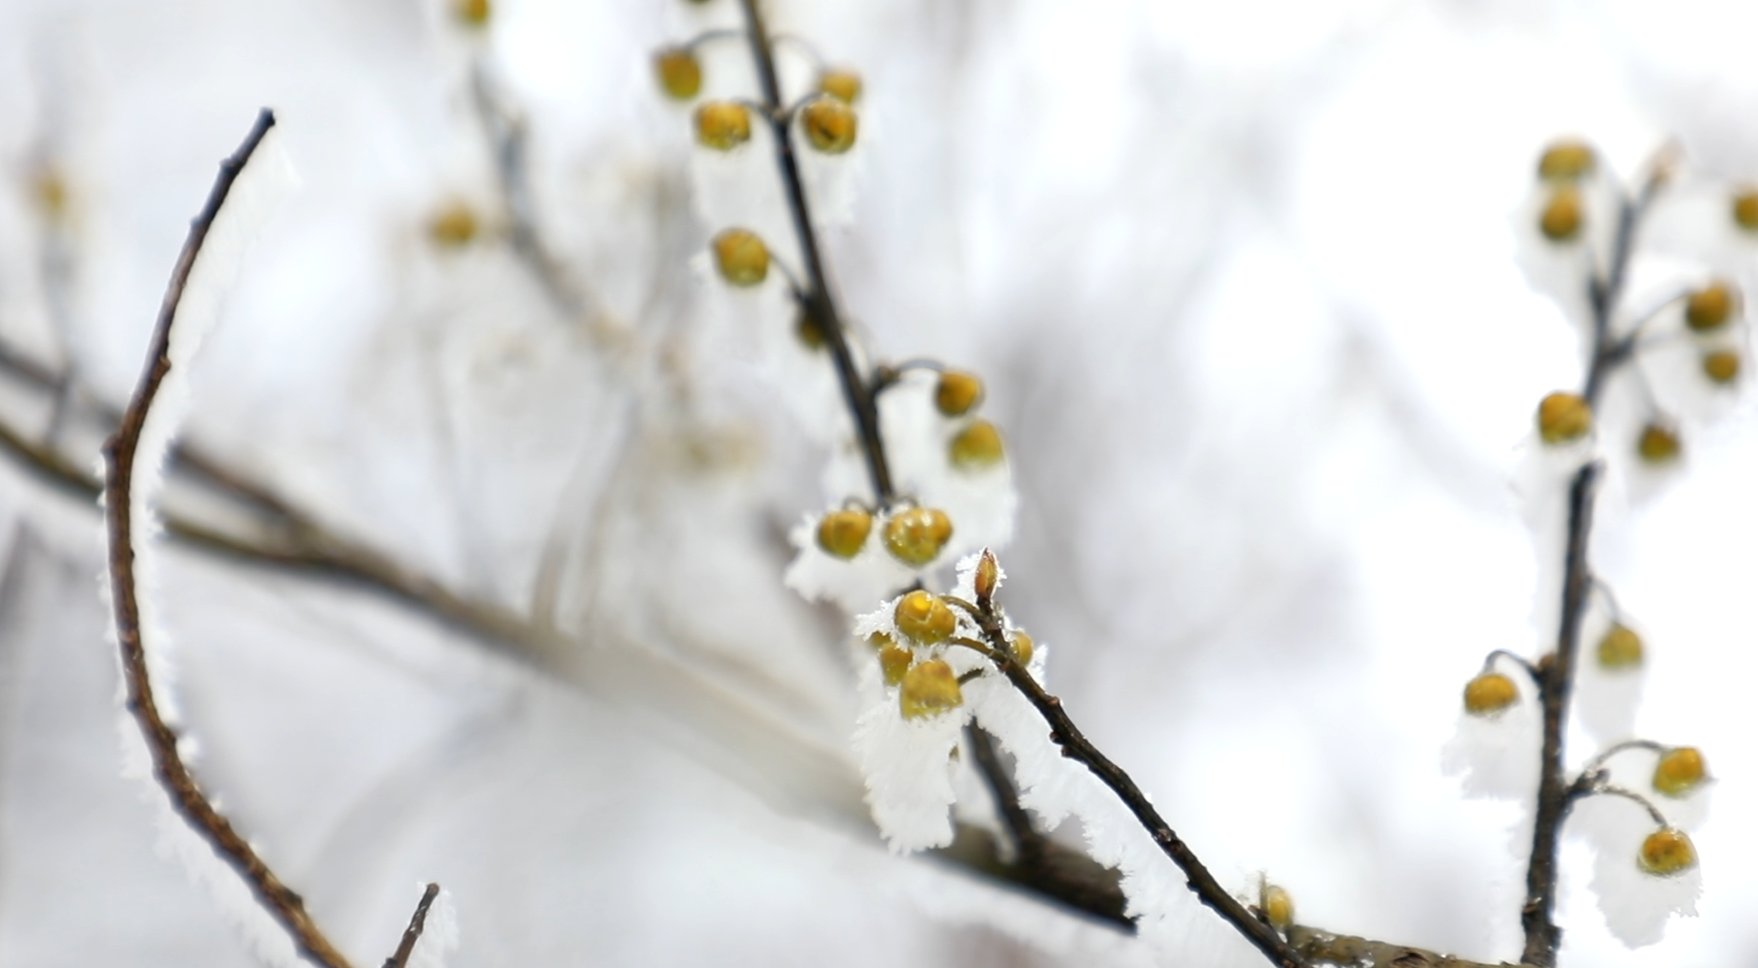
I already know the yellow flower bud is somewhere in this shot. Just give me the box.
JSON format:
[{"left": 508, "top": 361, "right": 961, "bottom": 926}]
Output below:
[
  {"left": 1539, "top": 186, "right": 1584, "bottom": 242},
  {"left": 1536, "top": 391, "right": 1592, "bottom": 444},
  {"left": 795, "top": 310, "right": 826, "bottom": 350},
  {"left": 453, "top": 0, "right": 491, "bottom": 28},
  {"left": 1733, "top": 189, "right": 1758, "bottom": 233},
  {"left": 427, "top": 201, "right": 479, "bottom": 248},
  {"left": 878, "top": 644, "right": 913, "bottom": 686},
  {"left": 949, "top": 420, "right": 1006, "bottom": 470},
  {"left": 819, "top": 68, "right": 863, "bottom": 103},
  {"left": 711, "top": 228, "right": 769, "bottom": 286},
  {"left": 867, "top": 631, "right": 896, "bottom": 651},
  {"left": 899, "top": 659, "right": 963, "bottom": 719},
  {"left": 934, "top": 370, "right": 985, "bottom": 416},
  {"left": 800, "top": 97, "right": 858, "bottom": 154},
  {"left": 973, "top": 550, "right": 999, "bottom": 602},
  {"left": 1638, "top": 827, "right": 1697, "bottom": 877},
  {"left": 1653, "top": 746, "right": 1707, "bottom": 797},
  {"left": 816, "top": 508, "right": 873, "bottom": 559},
  {"left": 31, "top": 169, "right": 68, "bottom": 219},
  {"left": 1537, "top": 139, "right": 1595, "bottom": 182},
  {"left": 694, "top": 100, "right": 753, "bottom": 150},
  {"left": 1596, "top": 623, "right": 1644, "bottom": 669},
  {"left": 1463, "top": 672, "right": 1519, "bottom": 715},
  {"left": 894, "top": 590, "right": 956, "bottom": 645},
  {"left": 1685, "top": 281, "right": 1737, "bottom": 333},
  {"left": 1702, "top": 349, "right": 1741, "bottom": 385},
  {"left": 1261, "top": 884, "right": 1295, "bottom": 932},
  {"left": 654, "top": 47, "right": 703, "bottom": 101},
  {"left": 1010, "top": 629, "right": 1034, "bottom": 666},
  {"left": 1635, "top": 423, "right": 1681, "bottom": 466},
  {"left": 883, "top": 507, "right": 953, "bottom": 566}
]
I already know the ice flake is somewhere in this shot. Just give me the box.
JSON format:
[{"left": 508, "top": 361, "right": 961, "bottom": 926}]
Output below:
[{"left": 852, "top": 673, "right": 969, "bottom": 852}]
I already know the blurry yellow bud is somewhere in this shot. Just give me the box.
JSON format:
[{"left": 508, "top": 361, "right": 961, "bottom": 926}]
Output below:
[
  {"left": 712, "top": 228, "right": 769, "bottom": 286},
  {"left": 1732, "top": 189, "right": 1758, "bottom": 233},
  {"left": 820, "top": 68, "right": 862, "bottom": 103},
  {"left": 1536, "top": 392, "right": 1592, "bottom": 444},
  {"left": 694, "top": 100, "right": 753, "bottom": 150},
  {"left": 816, "top": 508, "right": 872, "bottom": 559},
  {"left": 654, "top": 48, "right": 703, "bottom": 100},
  {"left": 867, "top": 631, "right": 896, "bottom": 651},
  {"left": 1261, "top": 884, "right": 1295, "bottom": 932},
  {"left": 427, "top": 201, "right": 480, "bottom": 248},
  {"left": 878, "top": 644, "right": 913, "bottom": 687},
  {"left": 1537, "top": 139, "right": 1595, "bottom": 182},
  {"left": 1685, "top": 281, "right": 1737, "bottom": 333},
  {"left": 1638, "top": 827, "right": 1697, "bottom": 877},
  {"left": 795, "top": 310, "right": 826, "bottom": 350},
  {"left": 934, "top": 370, "right": 985, "bottom": 416},
  {"left": 1539, "top": 187, "right": 1584, "bottom": 243},
  {"left": 1635, "top": 424, "right": 1681, "bottom": 466},
  {"left": 1010, "top": 629, "right": 1034, "bottom": 666},
  {"left": 974, "top": 550, "right": 999, "bottom": 602},
  {"left": 894, "top": 590, "right": 956, "bottom": 645},
  {"left": 1702, "top": 349, "right": 1741, "bottom": 385},
  {"left": 31, "top": 169, "right": 69, "bottom": 219},
  {"left": 1653, "top": 746, "right": 1707, "bottom": 797},
  {"left": 453, "top": 0, "right": 490, "bottom": 27},
  {"left": 1596, "top": 623, "right": 1645, "bottom": 670},
  {"left": 899, "top": 659, "right": 963, "bottom": 719},
  {"left": 949, "top": 420, "right": 1006, "bottom": 470},
  {"left": 800, "top": 97, "right": 858, "bottom": 154},
  {"left": 883, "top": 507, "right": 953, "bottom": 566},
  {"left": 1463, "top": 672, "right": 1519, "bottom": 715}
]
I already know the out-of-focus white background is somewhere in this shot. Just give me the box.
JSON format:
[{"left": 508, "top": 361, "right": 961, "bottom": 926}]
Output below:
[{"left": 1, "top": 0, "right": 1756, "bottom": 965}]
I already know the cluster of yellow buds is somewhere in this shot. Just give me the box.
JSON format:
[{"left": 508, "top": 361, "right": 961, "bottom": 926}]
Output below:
[
  {"left": 1535, "top": 138, "right": 1594, "bottom": 243},
  {"left": 932, "top": 369, "right": 1006, "bottom": 471},
  {"left": 813, "top": 504, "right": 955, "bottom": 568}
]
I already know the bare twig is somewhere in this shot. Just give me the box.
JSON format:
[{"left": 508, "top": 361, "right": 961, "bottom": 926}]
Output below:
[
  {"left": 1518, "top": 161, "right": 1666, "bottom": 968},
  {"left": 382, "top": 883, "right": 443, "bottom": 968},
  {"left": 1287, "top": 926, "right": 1518, "bottom": 968}
]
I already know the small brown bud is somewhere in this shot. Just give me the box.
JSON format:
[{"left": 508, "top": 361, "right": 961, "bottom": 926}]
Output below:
[
  {"left": 427, "top": 201, "right": 479, "bottom": 247},
  {"left": 1539, "top": 186, "right": 1584, "bottom": 242},
  {"left": 816, "top": 508, "right": 872, "bottom": 559},
  {"left": 883, "top": 507, "right": 953, "bottom": 566},
  {"left": 1536, "top": 391, "right": 1592, "bottom": 444},
  {"left": 894, "top": 590, "right": 956, "bottom": 645},
  {"left": 654, "top": 48, "right": 703, "bottom": 100},
  {"left": 973, "top": 550, "right": 999, "bottom": 602},
  {"left": 1537, "top": 139, "right": 1595, "bottom": 182},
  {"left": 1635, "top": 424, "right": 1681, "bottom": 465},
  {"left": 1684, "top": 281, "right": 1737, "bottom": 333},
  {"left": 694, "top": 100, "right": 753, "bottom": 150},
  {"left": 819, "top": 68, "right": 863, "bottom": 103},
  {"left": 1732, "top": 189, "right": 1758, "bottom": 233},
  {"left": 711, "top": 228, "right": 769, "bottom": 286},
  {"left": 795, "top": 310, "right": 826, "bottom": 350},
  {"left": 800, "top": 97, "right": 858, "bottom": 154},
  {"left": 453, "top": 0, "right": 491, "bottom": 28},
  {"left": 1653, "top": 746, "right": 1707, "bottom": 797},
  {"left": 1638, "top": 827, "right": 1697, "bottom": 877},
  {"left": 1463, "top": 672, "right": 1519, "bottom": 715},
  {"left": 31, "top": 169, "right": 68, "bottom": 219},
  {"left": 899, "top": 659, "right": 963, "bottom": 719},
  {"left": 1703, "top": 349, "right": 1741, "bottom": 385},
  {"left": 934, "top": 370, "right": 985, "bottom": 416},
  {"left": 1597, "top": 623, "right": 1644, "bottom": 669}
]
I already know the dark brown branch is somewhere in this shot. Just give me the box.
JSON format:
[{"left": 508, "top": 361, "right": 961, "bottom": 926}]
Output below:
[
  {"left": 1518, "top": 161, "right": 1664, "bottom": 968},
  {"left": 1288, "top": 926, "right": 1518, "bottom": 968},
  {"left": 957, "top": 600, "right": 1308, "bottom": 967},
  {"left": 101, "top": 108, "right": 356, "bottom": 968},
  {"left": 382, "top": 883, "right": 442, "bottom": 968}
]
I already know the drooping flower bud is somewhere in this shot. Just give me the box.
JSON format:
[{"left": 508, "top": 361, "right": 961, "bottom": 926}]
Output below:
[
  {"left": 816, "top": 508, "right": 873, "bottom": 559},
  {"left": 694, "top": 100, "right": 753, "bottom": 150},
  {"left": 1684, "top": 281, "right": 1737, "bottom": 333},
  {"left": 1596, "top": 623, "right": 1645, "bottom": 669},
  {"left": 1463, "top": 672, "right": 1520, "bottom": 715},
  {"left": 1732, "top": 189, "right": 1758, "bottom": 233},
  {"left": 1539, "top": 186, "right": 1584, "bottom": 242},
  {"left": 899, "top": 659, "right": 963, "bottom": 719},
  {"left": 1638, "top": 827, "right": 1697, "bottom": 877},
  {"left": 1536, "top": 391, "right": 1592, "bottom": 444},
  {"left": 654, "top": 47, "right": 703, "bottom": 100},
  {"left": 883, "top": 507, "right": 953, "bottom": 566},
  {"left": 1702, "top": 349, "right": 1741, "bottom": 385},
  {"left": 819, "top": 68, "right": 862, "bottom": 103},
  {"left": 711, "top": 228, "right": 769, "bottom": 286},
  {"left": 894, "top": 590, "right": 956, "bottom": 644},
  {"left": 878, "top": 644, "right": 913, "bottom": 686},
  {"left": 1260, "top": 883, "right": 1295, "bottom": 932},
  {"left": 1635, "top": 424, "right": 1681, "bottom": 465},
  {"left": 1010, "top": 629, "right": 1034, "bottom": 666},
  {"left": 1652, "top": 746, "right": 1707, "bottom": 798},
  {"left": 949, "top": 420, "right": 1006, "bottom": 469},
  {"left": 800, "top": 97, "right": 858, "bottom": 154},
  {"left": 934, "top": 370, "right": 985, "bottom": 416},
  {"left": 1537, "top": 139, "right": 1595, "bottom": 182}
]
